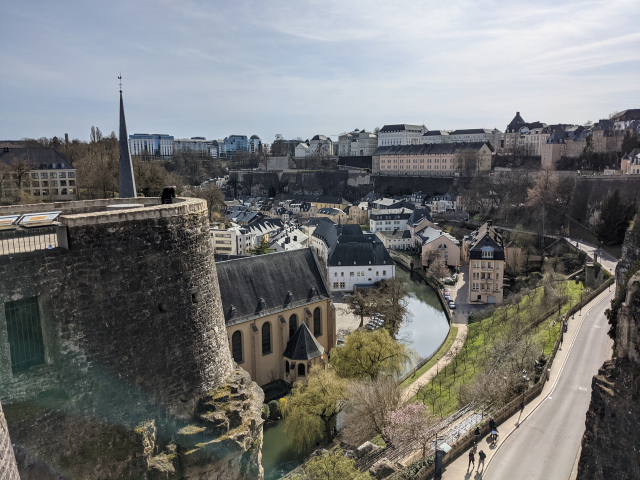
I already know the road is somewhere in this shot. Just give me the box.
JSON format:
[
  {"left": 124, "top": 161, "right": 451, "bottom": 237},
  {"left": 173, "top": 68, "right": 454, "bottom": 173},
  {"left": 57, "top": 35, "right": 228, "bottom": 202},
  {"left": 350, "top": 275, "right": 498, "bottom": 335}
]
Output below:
[{"left": 485, "top": 240, "right": 615, "bottom": 480}]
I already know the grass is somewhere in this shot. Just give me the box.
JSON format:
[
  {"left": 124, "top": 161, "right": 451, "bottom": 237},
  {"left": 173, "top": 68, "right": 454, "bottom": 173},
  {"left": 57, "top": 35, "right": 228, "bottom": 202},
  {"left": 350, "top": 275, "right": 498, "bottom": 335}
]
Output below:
[
  {"left": 401, "top": 326, "right": 459, "bottom": 388},
  {"left": 415, "top": 281, "right": 585, "bottom": 417}
]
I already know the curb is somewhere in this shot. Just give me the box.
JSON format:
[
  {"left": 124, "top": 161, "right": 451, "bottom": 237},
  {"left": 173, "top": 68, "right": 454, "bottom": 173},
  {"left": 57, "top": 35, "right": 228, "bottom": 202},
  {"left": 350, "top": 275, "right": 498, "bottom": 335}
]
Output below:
[{"left": 482, "top": 289, "right": 613, "bottom": 475}]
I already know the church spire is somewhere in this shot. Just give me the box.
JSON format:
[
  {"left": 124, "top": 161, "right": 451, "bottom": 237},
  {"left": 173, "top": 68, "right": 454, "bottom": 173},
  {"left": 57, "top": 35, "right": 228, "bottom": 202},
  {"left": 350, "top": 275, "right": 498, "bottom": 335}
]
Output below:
[{"left": 118, "top": 75, "right": 137, "bottom": 198}]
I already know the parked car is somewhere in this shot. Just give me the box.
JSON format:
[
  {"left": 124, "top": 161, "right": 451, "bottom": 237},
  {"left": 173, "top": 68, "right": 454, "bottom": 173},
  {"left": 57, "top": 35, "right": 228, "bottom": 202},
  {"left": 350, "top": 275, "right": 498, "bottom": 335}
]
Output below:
[
  {"left": 443, "top": 289, "right": 450, "bottom": 295},
  {"left": 444, "top": 293, "right": 451, "bottom": 300},
  {"left": 449, "top": 301, "right": 456, "bottom": 309}
]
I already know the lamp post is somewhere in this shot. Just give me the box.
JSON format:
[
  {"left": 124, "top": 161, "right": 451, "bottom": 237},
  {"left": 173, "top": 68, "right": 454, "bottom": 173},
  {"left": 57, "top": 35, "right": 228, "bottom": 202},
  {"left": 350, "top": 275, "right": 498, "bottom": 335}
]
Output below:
[
  {"left": 580, "top": 287, "right": 584, "bottom": 314},
  {"left": 522, "top": 370, "right": 529, "bottom": 410}
]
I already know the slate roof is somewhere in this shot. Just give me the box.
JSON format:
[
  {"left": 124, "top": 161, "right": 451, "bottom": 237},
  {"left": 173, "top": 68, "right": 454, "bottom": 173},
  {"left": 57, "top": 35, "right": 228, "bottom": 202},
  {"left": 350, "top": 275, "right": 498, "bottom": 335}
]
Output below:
[
  {"left": 216, "top": 248, "right": 331, "bottom": 327},
  {"left": 408, "top": 208, "right": 434, "bottom": 225},
  {"left": 377, "top": 229, "right": 412, "bottom": 239},
  {"left": 419, "top": 226, "right": 459, "bottom": 246},
  {"left": 450, "top": 129, "right": 494, "bottom": 135},
  {"left": 303, "top": 217, "right": 336, "bottom": 227},
  {"left": 313, "top": 222, "right": 363, "bottom": 250},
  {"left": 282, "top": 323, "right": 324, "bottom": 361},
  {"left": 311, "top": 135, "right": 331, "bottom": 142},
  {"left": 423, "top": 130, "right": 448, "bottom": 136},
  {"left": 380, "top": 124, "right": 425, "bottom": 132},
  {"left": 546, "top": 130, "right": 567, "bottom": 144},
  {"left": 372, "top": 142, "right": 488, "bottom": 156},
  {"left": 328, "top": 235, "right": 395, "bottom": 267},
  {"left": 508, "top": 112, "right": 526, "bottom": 128},
  {"left": 465, "top": 222, "right": 505, "bottom": 260},
  {"left": 0, "top": 147, "right": 74, "bottom": 169}
]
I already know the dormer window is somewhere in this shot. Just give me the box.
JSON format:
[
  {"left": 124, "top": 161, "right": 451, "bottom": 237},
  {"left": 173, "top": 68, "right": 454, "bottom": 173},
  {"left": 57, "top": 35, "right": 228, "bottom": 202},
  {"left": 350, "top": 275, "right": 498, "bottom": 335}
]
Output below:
[{"left": 482, "top": 250, "right": 493, "bottom": 258}]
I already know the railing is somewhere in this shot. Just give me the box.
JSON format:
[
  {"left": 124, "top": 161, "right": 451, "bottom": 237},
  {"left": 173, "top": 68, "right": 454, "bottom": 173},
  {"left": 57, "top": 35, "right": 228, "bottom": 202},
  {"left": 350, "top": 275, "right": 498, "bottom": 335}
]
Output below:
[{"left": 0, "top": 226, "right": 59, "bottom": 255}]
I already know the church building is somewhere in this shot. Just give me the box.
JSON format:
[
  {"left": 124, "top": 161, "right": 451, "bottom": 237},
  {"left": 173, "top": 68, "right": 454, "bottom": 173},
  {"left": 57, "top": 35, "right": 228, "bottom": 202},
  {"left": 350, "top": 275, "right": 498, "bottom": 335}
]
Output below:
[{"left": 216, "top": 248, "right": 336, "bottom": 386}]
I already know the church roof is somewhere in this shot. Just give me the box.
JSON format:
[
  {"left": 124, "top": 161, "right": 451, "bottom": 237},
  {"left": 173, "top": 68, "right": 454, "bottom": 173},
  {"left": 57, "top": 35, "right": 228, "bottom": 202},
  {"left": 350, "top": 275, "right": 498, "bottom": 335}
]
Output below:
[
  {"left": 216, "top": 248, "right": 331, "bottom": 327},
  {"left": 282, "top": 323, "right": 325, "bottom": 361}
]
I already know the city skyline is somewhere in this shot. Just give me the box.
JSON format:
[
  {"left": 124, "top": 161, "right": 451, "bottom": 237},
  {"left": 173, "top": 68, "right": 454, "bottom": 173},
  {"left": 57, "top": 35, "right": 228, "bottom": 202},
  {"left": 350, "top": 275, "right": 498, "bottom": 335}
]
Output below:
[{"left": 1, "top": 0, "right": 638, "bottom": 143}]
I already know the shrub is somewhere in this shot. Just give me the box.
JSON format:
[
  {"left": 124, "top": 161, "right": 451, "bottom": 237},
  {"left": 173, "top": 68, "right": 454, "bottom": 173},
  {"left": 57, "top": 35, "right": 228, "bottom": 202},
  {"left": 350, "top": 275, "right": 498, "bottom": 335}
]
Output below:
[
  {"left": 261, "top": 404, "right": 269, "bottom": 420},
  {"left": 268, "top": 400, "right": 280, "bottom": 420}
]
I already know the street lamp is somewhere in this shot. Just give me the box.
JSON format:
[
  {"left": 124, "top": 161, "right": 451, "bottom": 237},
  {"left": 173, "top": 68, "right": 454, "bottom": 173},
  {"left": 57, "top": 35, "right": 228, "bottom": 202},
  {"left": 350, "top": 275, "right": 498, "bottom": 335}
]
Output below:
[
  {"left": 522, "top": 370, "right": 529, "bottom": 410},
  {"left": 580, "top": 287, "right": 584, "bottom": 314}
]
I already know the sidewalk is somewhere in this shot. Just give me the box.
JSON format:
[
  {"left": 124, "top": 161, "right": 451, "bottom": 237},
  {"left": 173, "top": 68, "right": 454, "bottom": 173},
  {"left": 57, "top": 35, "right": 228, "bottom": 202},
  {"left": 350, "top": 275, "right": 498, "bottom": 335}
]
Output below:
[
  {"left": 402, "top": 321, "right": 468, "bottom": 402},
  {"left": 440, "top": 286, "right": 614, "bottom": 479}
]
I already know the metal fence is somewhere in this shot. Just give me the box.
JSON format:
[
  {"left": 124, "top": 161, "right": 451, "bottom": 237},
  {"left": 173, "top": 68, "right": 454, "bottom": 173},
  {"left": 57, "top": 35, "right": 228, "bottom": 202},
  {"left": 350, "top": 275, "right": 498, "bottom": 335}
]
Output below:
[{"left": 0, "top": 226, "right": 58, "bottom": 255}]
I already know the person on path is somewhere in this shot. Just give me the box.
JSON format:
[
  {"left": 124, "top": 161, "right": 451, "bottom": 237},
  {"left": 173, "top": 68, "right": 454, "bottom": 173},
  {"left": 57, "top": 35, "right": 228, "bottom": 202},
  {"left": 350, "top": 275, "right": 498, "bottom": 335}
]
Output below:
[
  {"left": 478, "top": 450, "right": 486, "bottom": 471},
  {"left": 489, "top": 418, "right": 496, "bottom": 431},
  {"left": 474, "top": 427, "right": 480, "bottom": 445},
  {"left": 161, "top": 186, "right": 176, "bottom": 204},
  {"left": 468, "top": 450, "right": 475, "bottom": 470}
]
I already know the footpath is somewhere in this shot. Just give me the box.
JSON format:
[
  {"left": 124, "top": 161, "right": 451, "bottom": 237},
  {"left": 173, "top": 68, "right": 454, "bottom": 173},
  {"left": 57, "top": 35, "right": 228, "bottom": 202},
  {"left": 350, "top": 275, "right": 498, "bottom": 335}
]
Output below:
[
  {"left": 440, "top": 285, "right": 614, "bottom": 480},
  {"left": 402, "top": 270, "right": 470, "bottom": 402}
]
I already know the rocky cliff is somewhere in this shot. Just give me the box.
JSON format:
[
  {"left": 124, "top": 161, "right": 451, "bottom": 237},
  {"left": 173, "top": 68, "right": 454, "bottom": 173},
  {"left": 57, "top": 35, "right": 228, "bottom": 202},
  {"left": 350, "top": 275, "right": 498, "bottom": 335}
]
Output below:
[{"left": 578, "top": 215, "right": 640, "bottom": 479}]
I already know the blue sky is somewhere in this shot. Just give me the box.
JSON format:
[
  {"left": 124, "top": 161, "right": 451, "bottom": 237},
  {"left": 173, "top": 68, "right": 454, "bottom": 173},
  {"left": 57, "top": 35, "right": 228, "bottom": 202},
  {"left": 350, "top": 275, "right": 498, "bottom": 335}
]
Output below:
[{"left": 1, "top": 0, "right": 639, "bottom": 144}]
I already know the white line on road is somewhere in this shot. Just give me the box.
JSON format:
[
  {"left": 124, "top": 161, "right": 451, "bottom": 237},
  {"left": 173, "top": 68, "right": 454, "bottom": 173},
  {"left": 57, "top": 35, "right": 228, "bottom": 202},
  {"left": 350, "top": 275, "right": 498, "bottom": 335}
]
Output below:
[{"left": 579, "top": 387, "right": 587, "bottom": 391}]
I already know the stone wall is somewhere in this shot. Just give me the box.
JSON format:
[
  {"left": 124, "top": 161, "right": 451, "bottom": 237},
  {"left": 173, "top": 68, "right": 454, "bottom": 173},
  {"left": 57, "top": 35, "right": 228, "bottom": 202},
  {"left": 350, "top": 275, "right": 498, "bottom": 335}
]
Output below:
[
  {"left": 577, "top": 215, "right": 640, "bottom": 479},
  {"left": 0, "top": 198, "right": 264, "bottom": 479},
  {"left": 0, "top": 401, "right": 20, "bottom": 480}
]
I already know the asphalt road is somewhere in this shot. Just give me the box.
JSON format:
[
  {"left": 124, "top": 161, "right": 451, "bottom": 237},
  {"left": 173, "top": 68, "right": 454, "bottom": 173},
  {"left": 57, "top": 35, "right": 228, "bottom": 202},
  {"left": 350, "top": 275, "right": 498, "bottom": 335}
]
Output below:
[{"left": 484, "top": 287, "right": 614, "bottom": 480}]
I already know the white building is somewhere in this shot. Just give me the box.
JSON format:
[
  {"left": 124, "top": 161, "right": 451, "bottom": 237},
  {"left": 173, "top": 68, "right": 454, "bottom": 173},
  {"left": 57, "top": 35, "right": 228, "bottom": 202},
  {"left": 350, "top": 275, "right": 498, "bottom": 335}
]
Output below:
[
  {"left": 174, "top": 137, "right": 210, "bottom": 156},
  {"left": 338, "top": 129, "right": 378, "bottom": 156},
  {"left": 129, "top": 133, "right": 174, "bottom": 158},
  {"left": 378, "top": 124, "right": 427, "bottom": 147},
  {"left": 376, "top": 229, "right": 414, "bottom": 251},
  {"left": 421, "top": 130, "right": 450, "bottom": 144},
  {"left": 369, "top": 208, "right": 413, "bottom": 233},
  {"left": 426, "top": 194, "right": 457, "bottom": 214},
  {"left": 326, "top": 236, "right": 395, "bottom": 292}
]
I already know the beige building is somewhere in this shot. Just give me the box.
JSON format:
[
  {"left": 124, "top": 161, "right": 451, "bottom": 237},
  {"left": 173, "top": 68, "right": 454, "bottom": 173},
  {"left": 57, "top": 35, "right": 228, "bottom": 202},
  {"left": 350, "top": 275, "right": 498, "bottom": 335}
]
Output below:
[
  {"left": 541, "top": 131, "right": 567, "bottom": 168},
  {"left": 0, "top": 147, "right": 77, "bottom": 201},
  {"left": 621, "top": 148, "right": 640, "bottom": 174},
  {"left": 345, "top": 203, "right": 368, "bottom": 224},
  {"left": 216, "top": 248, "right": 335, "bottom": 386},
  {"left": 372, "top": 142, "right": 492, "bottom": 176},
  {"left": 463, "top": 221, "right": 506, "bottom": 304},
  {"left": 418, "top": 226, "right": 461, "bottom": 268}
]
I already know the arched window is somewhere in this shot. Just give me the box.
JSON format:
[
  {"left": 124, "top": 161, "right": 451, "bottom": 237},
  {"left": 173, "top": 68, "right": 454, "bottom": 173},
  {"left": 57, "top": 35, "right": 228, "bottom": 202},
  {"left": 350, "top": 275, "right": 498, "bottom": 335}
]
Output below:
[
  {"left": 313, "top": 307, "right": 322, "bottom": 337},
  {"left": 289, "top": 314, "right": 298, "bottom": 339},
  {"left": 231, "top": 331, "right": 243, "bottom": 363},
  {"left": 285, "top": 360, "right": 290, "bottom": 373},
  {"left": 262, "top": 322, "right": 272, "bottom": 355},
  {"left": 298, "top": 363, "right": 306, "bottom": 376}
]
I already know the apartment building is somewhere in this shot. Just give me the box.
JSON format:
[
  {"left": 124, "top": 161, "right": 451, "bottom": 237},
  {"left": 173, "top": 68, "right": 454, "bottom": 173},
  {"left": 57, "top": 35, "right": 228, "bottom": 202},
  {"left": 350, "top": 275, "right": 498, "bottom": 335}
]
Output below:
[
  {"left": 463, "top": 221, "right": 505, "bottom": 304},
  {"left": 129, "top": 133, "right": 174, "bottom": 158},
  {"left": 503, "top": 112, "right": 547, "bottom": 154},
  {"left": 378, "top": 124, "right": 427, "bottom": 147},
  {"left": 338, "top": 129, "right": 378, "bottom": 156},
  {"left": 0, "top": 147, "right": 77, "bottom": 201},
  {"left": 541, "top": 130, "right": 568, "bottom": 168},
  {"left": 418, "top": 227, "right": 461, "bottom": 268},
  {"left": 174, "top": 137, "right": 210, "bottom": 155},
  {"left": 369, "top": 208, "right": 413, "bottom": 233},
  {"left": 372, "top": 142, "right": 492, "bottom": 176}
]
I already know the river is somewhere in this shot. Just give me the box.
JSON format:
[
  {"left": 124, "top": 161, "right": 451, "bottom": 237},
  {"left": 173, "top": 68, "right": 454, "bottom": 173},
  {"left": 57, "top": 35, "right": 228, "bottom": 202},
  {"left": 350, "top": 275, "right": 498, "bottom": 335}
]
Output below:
[{"left": 261, "top": 267, "right": 449, "bottom": 479}]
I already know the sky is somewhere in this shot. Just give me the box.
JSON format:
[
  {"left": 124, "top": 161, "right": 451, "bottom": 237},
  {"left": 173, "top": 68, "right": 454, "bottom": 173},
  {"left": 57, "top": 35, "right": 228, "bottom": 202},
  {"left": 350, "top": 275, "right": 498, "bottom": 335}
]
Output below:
[{"left": 1, "top": 0, "right": 639, "bottom": 144}]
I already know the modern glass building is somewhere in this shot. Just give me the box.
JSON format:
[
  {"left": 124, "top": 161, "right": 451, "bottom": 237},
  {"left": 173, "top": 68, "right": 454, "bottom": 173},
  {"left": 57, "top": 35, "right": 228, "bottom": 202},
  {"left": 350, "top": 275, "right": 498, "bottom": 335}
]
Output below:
[{"left": 129, "top": 134, "right": 174, "bottom": 158}]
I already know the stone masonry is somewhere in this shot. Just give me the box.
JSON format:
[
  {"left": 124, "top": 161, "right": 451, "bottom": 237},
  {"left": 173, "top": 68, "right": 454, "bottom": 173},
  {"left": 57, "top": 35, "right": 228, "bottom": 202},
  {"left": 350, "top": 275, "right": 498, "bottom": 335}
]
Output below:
[{"left": 0, "top": 198, "right": 264, "bottom": 479}]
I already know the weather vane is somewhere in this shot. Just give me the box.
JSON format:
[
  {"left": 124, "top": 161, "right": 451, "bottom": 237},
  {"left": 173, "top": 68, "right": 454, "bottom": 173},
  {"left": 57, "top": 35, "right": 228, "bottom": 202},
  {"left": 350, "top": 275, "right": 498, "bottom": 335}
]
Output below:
[{"left": 118, "top": 71, "right": 122, "bottom": 93}]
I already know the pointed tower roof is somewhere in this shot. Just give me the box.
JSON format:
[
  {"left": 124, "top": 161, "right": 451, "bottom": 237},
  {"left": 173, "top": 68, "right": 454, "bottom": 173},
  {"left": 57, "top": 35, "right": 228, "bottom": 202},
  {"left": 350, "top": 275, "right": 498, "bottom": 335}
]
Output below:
[
  {"left": 282, "top": 323, "right": 324, "bottom": 361},
  {"left": 119, "top": 87, "right": 137, "bottom": 198},
  {"left": 508, "top": 111, "right": 525, "bottom": 128}
]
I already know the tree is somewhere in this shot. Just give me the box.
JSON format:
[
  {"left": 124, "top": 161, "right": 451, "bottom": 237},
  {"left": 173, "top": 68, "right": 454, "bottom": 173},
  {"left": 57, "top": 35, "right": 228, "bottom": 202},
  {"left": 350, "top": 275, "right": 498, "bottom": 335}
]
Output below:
[
  {"left": 456, "top": 149, "right": 479, "bottom": 175},
  {"left": 425, "top": 251, "right": 450, "bottom": 280},
  {"left": 343, "top": 377, "right": 402, "bottom": 445},
  {"left": 376, "top": 277, "right": 410, "bottom": 334},
  {"left": 184, "top": 184, "right": 224, "bottom": 221},
  {"left": 290, "top": 448, "right": 372, "bottom": 480},
  {"left": 594, "top": 188, "right": 637, "bottom": 245},
  {"left": 526, "top": 167, "right": 558, "bottom": 239},
  {"left": 282, "top": 366, "right": 348, "bottom": 451},
  {"left": 10, "top": 155, "right": 33, "bottom": 190},
  {"left": 250, "top": 237, "right": 272, "bottom": 255},
  {"left": 344, "top": 290, "right": 376, "bottom": 327},
  {"left": 330, "top": 329, "right": 410, "bottom": 380},
  {"left": 383, "top": 402, "right": 437, "bottom": 457}
]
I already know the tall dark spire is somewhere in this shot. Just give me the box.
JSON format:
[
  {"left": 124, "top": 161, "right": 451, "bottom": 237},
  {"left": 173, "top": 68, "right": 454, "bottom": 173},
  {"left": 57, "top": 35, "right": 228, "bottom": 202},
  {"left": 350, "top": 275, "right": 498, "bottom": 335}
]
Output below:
[{"left": 118, "top": 76, "right": 137, "bottom": 198}]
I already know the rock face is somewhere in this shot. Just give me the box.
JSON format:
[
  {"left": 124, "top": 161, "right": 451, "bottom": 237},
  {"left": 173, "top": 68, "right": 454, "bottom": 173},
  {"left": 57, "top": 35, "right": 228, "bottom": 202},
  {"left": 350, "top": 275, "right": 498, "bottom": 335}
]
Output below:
[
  {"left": 0, "top": 199, "right": 263, "bottom": 479},
  {"left": 0, "top": 401, "right": 20, "bottom": 480},
  {"left": 578, "top": 216, "right": 640, "bottom": 480}
]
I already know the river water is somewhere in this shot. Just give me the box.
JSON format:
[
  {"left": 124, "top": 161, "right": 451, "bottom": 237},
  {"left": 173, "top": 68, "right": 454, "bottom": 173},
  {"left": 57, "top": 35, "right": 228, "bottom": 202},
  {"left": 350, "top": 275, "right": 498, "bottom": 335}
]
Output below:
[{"left": 261, "top": 267, "right": 449, "bottom": 479}]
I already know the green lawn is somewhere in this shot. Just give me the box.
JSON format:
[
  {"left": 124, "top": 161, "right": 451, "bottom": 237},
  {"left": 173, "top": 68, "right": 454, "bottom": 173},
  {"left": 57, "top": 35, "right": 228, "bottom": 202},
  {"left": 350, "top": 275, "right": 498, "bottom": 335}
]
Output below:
[
  {"left": 401, "top": 326, "right": 458, "bottom": 388},
  {"left": 415, "top": 281, "right": 585, "bottom": 416}
]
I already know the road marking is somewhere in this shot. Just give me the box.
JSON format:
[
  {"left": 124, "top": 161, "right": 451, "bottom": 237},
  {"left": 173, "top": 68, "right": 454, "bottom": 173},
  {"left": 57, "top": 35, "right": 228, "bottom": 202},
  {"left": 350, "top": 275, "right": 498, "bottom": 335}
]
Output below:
[
  {"left": 594, "top": 325, "right": 601, "bottom": 328},
  {"left": 579, "top": 387, "right": 587, "bottom": 391}
]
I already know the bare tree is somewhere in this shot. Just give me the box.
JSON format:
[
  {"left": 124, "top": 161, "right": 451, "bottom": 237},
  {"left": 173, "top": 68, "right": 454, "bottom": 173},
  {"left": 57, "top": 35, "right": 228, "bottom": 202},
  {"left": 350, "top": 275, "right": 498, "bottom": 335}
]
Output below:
[
  {"left": 526, "top": 167, "right": 558, "bottom": 239},
  {"left": 425, "top": 251, "right": 450, "bottom": 280},
  {"left": 343, "top": 378, "right": 402, "bottom": 445}
]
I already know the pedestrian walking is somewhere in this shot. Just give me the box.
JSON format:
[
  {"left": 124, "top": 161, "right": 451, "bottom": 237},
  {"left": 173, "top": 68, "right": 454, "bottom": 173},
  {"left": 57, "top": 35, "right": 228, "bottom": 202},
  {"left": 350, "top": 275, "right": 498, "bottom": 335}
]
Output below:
[
  {"left": 468, "top": 450, "right": 475, "bottom": 470},
  {"left": 474, "top": 426, "right": 480, "bottom": 445},
  {"left": 478, "top": 450, "right": 486, "bottom": 470},
  {"left": 489, "top": 418, "right": 496, "bottom": 431}
]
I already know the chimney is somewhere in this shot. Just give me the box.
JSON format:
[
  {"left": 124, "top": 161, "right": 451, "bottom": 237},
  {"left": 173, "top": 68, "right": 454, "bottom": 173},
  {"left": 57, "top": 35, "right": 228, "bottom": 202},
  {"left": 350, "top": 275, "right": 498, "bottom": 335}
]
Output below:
[{"left": 65, "top": 133, "right": 69, "bottom": 144}]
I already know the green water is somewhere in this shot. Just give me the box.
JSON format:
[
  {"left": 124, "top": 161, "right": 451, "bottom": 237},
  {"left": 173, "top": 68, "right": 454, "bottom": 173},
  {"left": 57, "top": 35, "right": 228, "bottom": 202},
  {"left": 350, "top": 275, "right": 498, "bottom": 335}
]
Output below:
[{"left": 260, "top": 269, "right": 449, "bottom": 478}]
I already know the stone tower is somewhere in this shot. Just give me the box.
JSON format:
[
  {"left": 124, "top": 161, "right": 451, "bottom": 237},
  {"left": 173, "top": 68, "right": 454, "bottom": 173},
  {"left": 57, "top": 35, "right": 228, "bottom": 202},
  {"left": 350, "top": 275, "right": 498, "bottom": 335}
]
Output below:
[
  {"left": 0, "top": 198, "right": 264, "bottom": 479},
  {"left": 118, "top": 82, "right": 137, "bottom": 198}
]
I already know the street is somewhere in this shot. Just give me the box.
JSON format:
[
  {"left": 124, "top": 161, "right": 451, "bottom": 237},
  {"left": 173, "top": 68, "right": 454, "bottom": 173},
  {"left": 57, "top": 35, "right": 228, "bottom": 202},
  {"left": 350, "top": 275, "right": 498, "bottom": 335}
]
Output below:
[{"left": 484, "top": 239, "right": 615, "bottom": 480}]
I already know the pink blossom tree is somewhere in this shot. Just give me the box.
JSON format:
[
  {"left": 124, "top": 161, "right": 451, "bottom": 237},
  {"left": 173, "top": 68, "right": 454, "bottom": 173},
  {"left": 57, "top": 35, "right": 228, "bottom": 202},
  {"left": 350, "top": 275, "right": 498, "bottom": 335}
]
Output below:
[{"left": 383, "top": 402, "right": 437, "bottom": 457}]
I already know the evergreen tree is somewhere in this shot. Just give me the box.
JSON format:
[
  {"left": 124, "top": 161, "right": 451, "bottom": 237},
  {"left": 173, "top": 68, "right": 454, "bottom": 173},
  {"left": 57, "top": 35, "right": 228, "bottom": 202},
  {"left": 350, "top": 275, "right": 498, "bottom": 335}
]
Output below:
[
  {"left": 249, "top": 237, "right": 272, "bottom": 255},
  {"left": 595, "top": 189, "right": 636, "bottom": 245}
]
